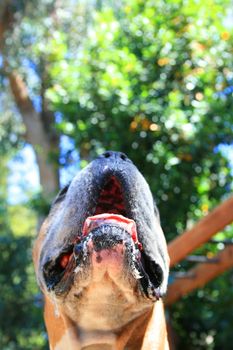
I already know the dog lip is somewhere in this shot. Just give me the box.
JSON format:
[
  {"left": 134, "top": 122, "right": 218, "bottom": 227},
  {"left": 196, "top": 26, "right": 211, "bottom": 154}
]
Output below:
[{"left": 82, "top": 213, "right": 140, "bottom": 244}]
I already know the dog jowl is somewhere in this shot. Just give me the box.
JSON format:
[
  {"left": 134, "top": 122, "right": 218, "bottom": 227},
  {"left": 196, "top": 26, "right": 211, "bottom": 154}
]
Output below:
[{"left": 34, "top": 151, "right": 170, "bottom": 350}]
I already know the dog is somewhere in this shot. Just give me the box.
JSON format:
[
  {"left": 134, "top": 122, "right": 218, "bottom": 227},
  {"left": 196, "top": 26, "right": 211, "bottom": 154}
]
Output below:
[{"left": 33, "top": 151, "right": 170, "bottom": 350}]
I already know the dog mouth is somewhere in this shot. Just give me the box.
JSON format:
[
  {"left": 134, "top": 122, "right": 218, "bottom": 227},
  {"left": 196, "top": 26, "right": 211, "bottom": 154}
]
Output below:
[{"left": 43, "top": 177, "right": 163, "bottom": 300}]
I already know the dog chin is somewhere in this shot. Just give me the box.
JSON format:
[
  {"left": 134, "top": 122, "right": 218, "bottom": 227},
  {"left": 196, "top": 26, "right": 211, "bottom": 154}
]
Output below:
[
  {"left": 58, "top": 239, "right": 152, "bottom": 332},
  {"left": 76, "top": 236, "right": 129, "bottom": 281}
]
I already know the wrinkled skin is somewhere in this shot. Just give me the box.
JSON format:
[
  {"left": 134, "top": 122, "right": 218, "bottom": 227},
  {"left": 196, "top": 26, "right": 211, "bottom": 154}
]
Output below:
[{"left": 34, "top": 151, "right": 170, "bottom": 350}]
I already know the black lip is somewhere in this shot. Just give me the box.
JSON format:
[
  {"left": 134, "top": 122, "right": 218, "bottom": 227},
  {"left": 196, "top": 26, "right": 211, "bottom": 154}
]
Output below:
[
  {"left": 79, "top": 225, "right": 126, "bottom": 252},
  {"left": 43, "top": 224, "right": 162, "bottom": 301},
  {"left": 43, "top": 225, "right": 134, "bottom": 294},
  {"left": 41, "top": 155, "right": 166, "bottom": 299}
]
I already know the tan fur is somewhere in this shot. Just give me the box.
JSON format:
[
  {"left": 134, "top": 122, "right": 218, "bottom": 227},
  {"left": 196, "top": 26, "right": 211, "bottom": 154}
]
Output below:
[
  {"left": 42, "top": 291, "right": 168, "bottom": 349},
  {"left": 34, "top": 230, "right": 169, "bottom": 349}
]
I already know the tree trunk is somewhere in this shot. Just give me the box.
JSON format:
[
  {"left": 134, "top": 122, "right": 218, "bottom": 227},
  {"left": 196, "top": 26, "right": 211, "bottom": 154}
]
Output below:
[
  {"left": 8, "top": 72, "right": 59, "bottom": 195},
  {"left": 0, "top": 1, "right": 59, "bottom": 198}
]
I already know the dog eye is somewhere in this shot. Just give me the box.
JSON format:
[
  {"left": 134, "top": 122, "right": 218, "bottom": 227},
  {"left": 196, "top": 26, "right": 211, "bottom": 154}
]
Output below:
[{"left": 52, "top": 183, "right": 70, "bottom": 205}]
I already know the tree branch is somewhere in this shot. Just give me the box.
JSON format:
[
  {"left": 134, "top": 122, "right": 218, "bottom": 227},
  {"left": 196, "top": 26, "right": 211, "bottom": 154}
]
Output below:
[
  {"left": 168, "top": 196, "right": 233, "bottom": 267},
  {"left": 8, "top": 71, "right": 59, "bottom": 194},
  {"left": 165, "top": 245, "right": 233, "bottom": 306}
]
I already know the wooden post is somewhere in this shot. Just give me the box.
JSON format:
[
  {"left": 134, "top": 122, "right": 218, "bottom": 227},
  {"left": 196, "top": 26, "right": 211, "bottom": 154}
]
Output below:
[
  {"left": 165, "top": 245, "right": 233, "bottom": 306},
  {"left": 168, "top": 196, "right": 233, "bottom": 267}
]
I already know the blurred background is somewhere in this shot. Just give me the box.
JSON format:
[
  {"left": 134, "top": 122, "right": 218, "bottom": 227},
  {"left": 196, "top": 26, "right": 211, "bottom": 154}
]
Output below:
[{"left": 0, "top": 0, "right": 233, "bottom": 349}]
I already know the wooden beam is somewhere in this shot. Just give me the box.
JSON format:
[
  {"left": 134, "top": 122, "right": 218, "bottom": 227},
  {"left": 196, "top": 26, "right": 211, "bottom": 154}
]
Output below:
[
  {"left": 168, "top": 196, "right": 233, "bottom": 267},
  {"left": 165, "top": 245, "right": 233, "bottom": 306}
]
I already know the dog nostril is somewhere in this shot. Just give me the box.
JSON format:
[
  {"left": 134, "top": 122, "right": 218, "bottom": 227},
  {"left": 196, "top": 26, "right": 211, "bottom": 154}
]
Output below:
[
  {"left": 103, "top": 152, "right": 111, "bottom": 158},
  {"left": 120, "top": 153, "right": 127, "bottom": 161},
  {"left": 101, "top": 151, "right": 129, "bottom": 161}
]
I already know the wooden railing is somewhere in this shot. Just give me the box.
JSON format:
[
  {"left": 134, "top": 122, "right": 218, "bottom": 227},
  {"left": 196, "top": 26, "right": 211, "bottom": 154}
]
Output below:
[{"left": 165, "top": 196, "right": 233, "bottom": 306}]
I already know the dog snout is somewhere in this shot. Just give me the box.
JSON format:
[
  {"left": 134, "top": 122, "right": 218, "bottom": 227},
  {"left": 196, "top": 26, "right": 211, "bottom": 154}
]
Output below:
[{"left": 99, "top": 151, "right": 132, "bottom": 163}]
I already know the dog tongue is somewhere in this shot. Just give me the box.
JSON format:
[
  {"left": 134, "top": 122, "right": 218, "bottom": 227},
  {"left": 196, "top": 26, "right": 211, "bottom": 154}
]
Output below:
[{"left": 82, "top": 213, "right": 139, "bottom": 243}]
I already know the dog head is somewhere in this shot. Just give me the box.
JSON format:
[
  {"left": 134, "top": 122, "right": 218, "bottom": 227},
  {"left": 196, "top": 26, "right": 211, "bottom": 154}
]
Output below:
[{"left": 34, "top": 151, "right": 169, "bottom": 330}]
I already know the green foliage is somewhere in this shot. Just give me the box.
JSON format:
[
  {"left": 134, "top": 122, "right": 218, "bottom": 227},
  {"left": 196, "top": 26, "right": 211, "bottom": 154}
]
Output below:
[
  {"left": 0, "top": 159, "right": 46, "bottom": 348},
  {"left": 29, "top": 192, "right": 52, "bottom": 216},
  {"left": 0, "top": 91, "right": 24, "bottom": 155},
  {"left": 8, "top": 205, "right": 38, "bottom": 236},
  {"left": 47, "top": 0, "right": 233, "bottom": 236},
  {"left": 172, "top": 270, "right": 233, "bottom": 350},
  {"left": 0, "top": 233, "right": 46, "bottom": 349}
]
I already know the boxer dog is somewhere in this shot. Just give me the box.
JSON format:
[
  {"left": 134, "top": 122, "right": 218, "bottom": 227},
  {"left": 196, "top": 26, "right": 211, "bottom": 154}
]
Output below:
[{"left": 33, "top": 151, "right": 169, "bottom": 350}]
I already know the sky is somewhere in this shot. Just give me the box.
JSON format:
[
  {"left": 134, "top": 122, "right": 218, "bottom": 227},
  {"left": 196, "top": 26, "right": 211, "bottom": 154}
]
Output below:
[
  {"left": 7, "top": 136, "right": 80, "bottom": 204},
  {"left": 7, "top": 145, "right": 40, "bottom": 204}
]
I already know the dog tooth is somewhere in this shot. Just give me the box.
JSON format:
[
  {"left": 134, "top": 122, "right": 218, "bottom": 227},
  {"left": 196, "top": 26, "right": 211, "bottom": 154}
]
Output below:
[
  {"left": 74, "top": 266, "right": 82, "bottom": 274},
  {"left": 132, "top": 267, "right": 143, "bottom": 279}
]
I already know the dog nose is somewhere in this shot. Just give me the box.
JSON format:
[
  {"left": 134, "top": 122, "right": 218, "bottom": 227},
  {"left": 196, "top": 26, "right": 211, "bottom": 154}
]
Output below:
[{"left": 101, "top": 151, "right": 130, "bottom": 162}]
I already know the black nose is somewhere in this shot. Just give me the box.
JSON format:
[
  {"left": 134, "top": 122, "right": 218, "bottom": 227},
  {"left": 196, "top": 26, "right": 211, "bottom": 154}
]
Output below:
[{"left": 101, "top": 151, "right": 131, "bottom": 162}]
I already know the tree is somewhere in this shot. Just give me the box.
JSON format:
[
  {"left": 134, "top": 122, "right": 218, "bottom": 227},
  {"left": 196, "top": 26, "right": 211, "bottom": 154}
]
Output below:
[
  {"left": 0, "top": 0, "right": 99, "bottom": 198},
  {"left": 0, "top": 1, "right": 60, "bottom": 199},
  {"left": 47, "top": 0, "right": 233, "bottom": 236}
]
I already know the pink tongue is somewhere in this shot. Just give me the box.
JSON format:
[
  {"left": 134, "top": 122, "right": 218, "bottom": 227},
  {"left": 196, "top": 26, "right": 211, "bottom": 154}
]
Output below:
[{"left": 82, "top": 213, "right": 139, "bottom": 243}]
